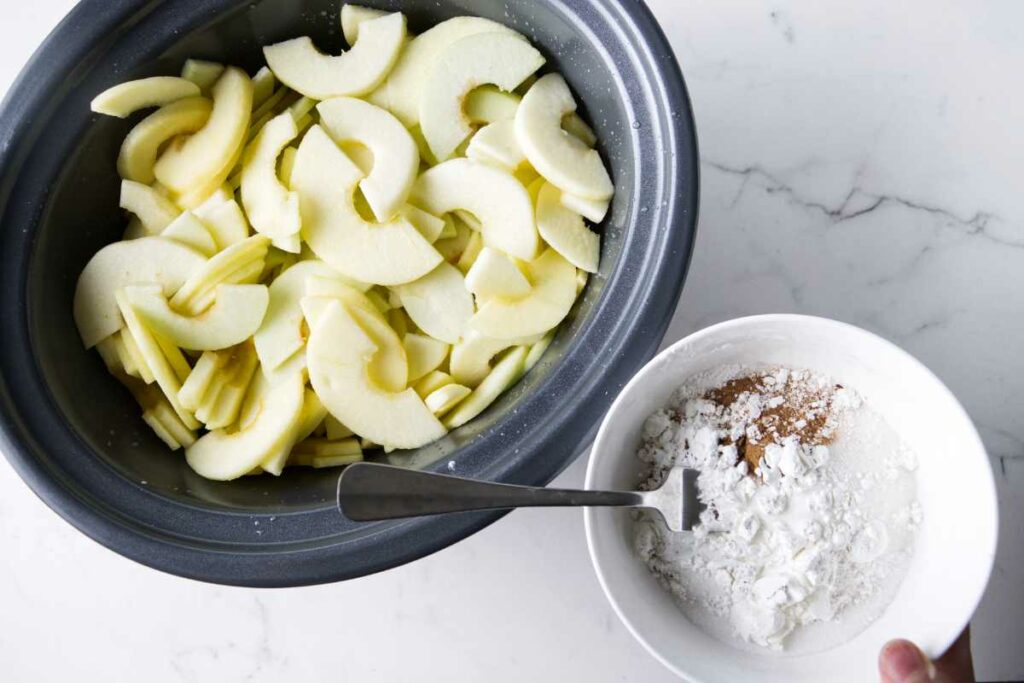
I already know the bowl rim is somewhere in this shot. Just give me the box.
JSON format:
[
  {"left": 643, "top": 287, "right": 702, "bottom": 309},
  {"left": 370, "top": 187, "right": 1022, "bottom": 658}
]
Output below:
[
  {"left": 0, "top": 0, "right": 700, "bottom": 585},
  {"left": 584, "top": 313, "right": 998, "bottom": 681}
]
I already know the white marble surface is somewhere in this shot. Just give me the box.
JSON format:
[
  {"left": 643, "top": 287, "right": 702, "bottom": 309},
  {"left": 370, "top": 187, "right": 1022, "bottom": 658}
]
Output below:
[{"left": 2, "top": 1, "right": 1022, "bottom": 680}]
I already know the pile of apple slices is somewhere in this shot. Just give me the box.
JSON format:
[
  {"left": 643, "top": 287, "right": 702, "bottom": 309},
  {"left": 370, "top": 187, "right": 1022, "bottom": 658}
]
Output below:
[{"left": 75, "top": 4, "right": 613, "bottom": 481}]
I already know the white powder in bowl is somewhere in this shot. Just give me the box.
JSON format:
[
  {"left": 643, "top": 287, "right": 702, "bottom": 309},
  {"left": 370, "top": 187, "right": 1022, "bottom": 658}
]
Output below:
[{"left": 633, "top": 365, "right": 920, "bottom": 653}]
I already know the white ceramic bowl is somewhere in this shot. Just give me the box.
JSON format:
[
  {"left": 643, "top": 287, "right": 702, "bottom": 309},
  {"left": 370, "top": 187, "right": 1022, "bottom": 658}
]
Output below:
[{"left": 584, "top": 314, "right": 997, "bottom": 682}]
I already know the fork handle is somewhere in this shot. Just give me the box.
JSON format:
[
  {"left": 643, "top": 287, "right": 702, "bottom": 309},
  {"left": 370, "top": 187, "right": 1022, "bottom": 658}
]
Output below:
[{"left": 337, "top": 462, "right": 642, "bottom": 522}]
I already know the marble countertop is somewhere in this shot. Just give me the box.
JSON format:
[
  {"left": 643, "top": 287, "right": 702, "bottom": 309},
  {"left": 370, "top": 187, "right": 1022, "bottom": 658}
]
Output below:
[{"left": 2, "top": 1, "right": 1021, "bottom": 680}]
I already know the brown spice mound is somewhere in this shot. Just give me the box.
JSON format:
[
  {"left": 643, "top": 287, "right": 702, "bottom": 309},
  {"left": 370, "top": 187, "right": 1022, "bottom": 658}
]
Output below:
[{"left": 705, "top": 371, "right": 841, "bottom": 471}]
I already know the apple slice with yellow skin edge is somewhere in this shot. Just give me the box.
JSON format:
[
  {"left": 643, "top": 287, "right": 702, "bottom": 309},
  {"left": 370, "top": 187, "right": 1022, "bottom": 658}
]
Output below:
[
  {"left": 117, "top": 97, "right": 212, "bottom": 184},
  {"left": 264, "top": 13, "right": 406, "bottom": 99},
  {"left": 465, "top": 120, "right": 525, "bottom": 172},
  {"left": 469, "top": 248, "right": 577, "bottom": 340},
  {"left": 394, "top": 262, "right": 474, "bottom": 345},
  {"left": 449, "top": 329, "right": 543, "bottom": 388},
  {"left": 516, "top": 73, "right": 613, "bottom": 201},
  {"left": 325, "top": 414, "right": 354, "bottom": 441},
  {"left": 178, "top": 349, "right": 228, "bottom": 412},
  {"left": 241, "top": 112, "right": 302, "bottom": 251},
  {"left": 120, "top": 180, "right": 180, "bottom": 235},
  {"left": 161, "top": 212, "right": 218, "bottom": 256},
  {"left": 464, "top": 247, "right": 532, "bottom": 301},
  {"left": 293, "top": 125, "right": 441, "bottom": 285},
  {"left": 443, "top": 345, "right": 528, "bottom": 429},
  {"left": 536, "top": 181, "right": 600, "bottom": 273},
  {"left": 181, "top": 60, "right": 225, "bottom": 94},
  {"left": 341, "top": 4, "right": 388, "bottom": 45},
  {"left": 411, "top": 158, "right": 538, "bottom": 261},
  {"left": 115, "top": 288, "right": 200, "bottom": 429},
  {"left": 307, "top": 301, "right": 446, "bottom": 450},
  {"left": 413, "top": 370, "right": 454, "bottom": 398},
  {"left": 302, "top": 296, "right": 407, "bottom": 393},
  {"left": 562, "top": 192, "right": 609, "bottom": 224},
  {"left": 154, "top": 68, "right": 253, "bottom": 198},
  {"left": 368, "top": 16, "right": 521, "bottom": 128},
  {"left": 318, "top": 97, "right": 419, "bottom": 222},
  {"left": 196, "top": 198, "right": 250, "bottom": 250},
  {"left": 262, "top": 388, "right": 329, "bottom": 476},
  {"left": 425, "top": 383, "right": 471, "bottom": 417},
  {"left": 419, "top": 33, "right": 544, "bottom": 162},
  {"left": 170, "top": 235, "right": 270, "bottom": 316},
  {"left": 74, "top": 236, "right": 206, "bottom": 348},
  {"left": 403, "top": 333, "right": 450, "bottom": 383},
  {"left": 91, "top": 77, "right": 201, "bottom": 118},
  {"left": 525, "top": 328, "right": 557, "bottom": 373},
  {"left": 122, "top": 283, "right": 269, "bottom": 351},
  {"left": 186, "top": 371, "right": 305, "bottom": 481}
]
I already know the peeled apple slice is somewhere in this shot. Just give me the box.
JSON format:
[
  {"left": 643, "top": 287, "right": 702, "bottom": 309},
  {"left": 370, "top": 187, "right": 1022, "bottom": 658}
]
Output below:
[
  {"left": 419, "top": 32, "right": 544, "bottom": 161},
  {"left": 92, "top": 77, "right": 201, "bottom": 118},
  {"left": 74, "top": 237, "right": 206, "bottom": 348},
  {"left": 411, "top": 158, "right": 538, "bottom": 261},
  {"left": 403, "top": 333, "right": 450, "bottom": 382},
  {"left": 122, "top": 283, "right": 269, "bottom": 351},
  {"left": 186, "top": 372, "right": 305, "bottom": 481},
  {"left": 306, "top": 301, "right": 445, "bottom": 449},
  {"left": 241, "top": 112, "right": 301, "bottom": 251},
  {"left": 341, "top": 4, "right": 387, "bottom": 45},
  {"left": 161, "top": 212, "right": 218, "bottom": 256},
  {"left": 262, "top": 388, "right": 328, "bottom": 476},
  {"left": 401, "top": 205, "right": 446, "bottom": 243},
  {"left": 443, "top": 345, "right": 528, "bottom": 429},
  {"left": 368, "top": 16, "right": 520, "bottom": 127},
  {"left": 170, "top": 235, "right": 270, "bottom": 316},
  {"left": 465, "top": 85, "right": 521, "bottom": 124},
  {"left": 196, "top": 198, "right": 250, "bottom": 250},
  {"left": 536, "top": 182, "right": 600, "bottom": 273},
  {"left": 469, "top": 249, "right": 577, "bottom": 339},
  {"left": 117, "top": 97, "right": 212, "bottom": 184},
  {"left": 292, "top": 125, "right": 441, "bottom": 285},
  {"left": 263, "top": 12, "right": 406, "bottom": 99},
  {"left": 515, "top": 73, "right": 613, "bottom": 201},
  {"left": 425, "top": 384, "right": 471, "bottom": 417},
  {"left": 464, "top": 247, "right": 532, "bottom": 301},
  {"left": 318, "top": 97, "right": 419, "bottom": 222},
  {"left": 181, "top": 60, "right": 225, "bottom": 93},
  {"left": 450, "top": 330, "right": 542, "bottom": 388},
  {"left": 120, "top": 180, "right": 180, "bottom": 235},
  {"left": 394, "top": 262, "right": 474, "bottom": 344},
  {"left": 253, "top": 260, "right": 346, "bottom": 371},
  {"left": 465, "top": 120, "right": 525, "bottom": 171},
  {"left": 154, "top": 67, "right": 253, "bottom": 200},
  {"left": 562, "top": 193, "right": 610, "bottom": 224}
]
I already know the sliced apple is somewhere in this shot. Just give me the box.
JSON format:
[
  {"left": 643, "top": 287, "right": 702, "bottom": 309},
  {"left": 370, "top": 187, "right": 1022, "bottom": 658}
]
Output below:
[
  {"left": 120, "top": 180, "right": 180, "bottom": 235},
  {"left": 419, "top": 33, "right": 544, "bottom": 161},
  {"left": 325, "top": 415, "right": 354, "bottom": 441},
  {"left": 469, "top": 248, "right": 576, "bottom": 339},
  {"left": 195, "top": 198, "right": 250, "bottom": 250},
  {"left": 264, "top": 12, "right": 406, "bottom": 99},
  {"left": 341, "top": 4, "right": 387, "bottom": 45},
  {"left": 425, "top": 383, "right": 471, "bottom": 417},
  {"left": 196, "top": 343, "right": 260, "bottom": 429},
  {"left": 464, "top": 247, "right": 532, "bottom": 301},
  {"left": 117, "top": 97, "right": 212, "bottom": 184},
  {"left": 432, "top": 218, "right": 474, "bottom": 263},
  {"left": 262, "top": 387, "right": 328, "bottom": 475},
  {"left": 401, "top": 205, "right": 446, "bottom": 243},
  {"left": 465, "top": 85, "right": 521, "bottom": 124},
  {"left": 561, "top": 112, "right": 597, "bottom": 148},
  {"left": 525, "top": 329, "right": 556, "bottom": 373},
  {"left": 241, "top": 112, "right": 301, "bottom": 251},
  {"left": 186, "top": 371, "right": 305, "bottom": 481},
  {"left": 161, "top": 212, "right": 218, "bottom": 256},
  {"left": 561, "top": 192, "right": 609, "bottom": 224},
  {"left": 170, "top": 235, "right": 270, "bottom": 316},
  {"left": 516, "top": 73, "right": 613, "bottom": 201},
  {"left": 413, "top": 370, "right": 455, "bottom": 398},
  {"left": 154, "top": 67, "right": 253, "bottom": 201},
  {"left": 74, "top": 236, "right": 206, "bottom": 348},
  {"left": 181, "top": 60, "right": 225, "bottom": 93},
  {"left": 394, "top": 262, "right": 474, "bottom": 344},
  {"left": 120, "top": 326, "right": 154, "bottom": 384},
  {"left": 450, "top": 329, "right": 542, "bottom": 388},
  {"left": 302, "top": 295, "right": 407, "bottom": 393},
  {"left": 536, "top": 181, "right": 600, "bottom": 273},
  {"left": 368, "top": 16, "right": 520, "bottom": 127},
  {"left": 318, "top": 97, "right": 419, "bottom": 221},
  {"left": 251, "top": 66, "right": 277, "bottom": 108},
  {"left": 411, "top": 158, "right": 538, "bottom": 260},
  {"left": 92, "top": 77, "right": 201, "bottom": 118},
  {"left": 293, "top": 125, "right": 441, "bottom": 285},
  {"left": 306, "top": 301, "right": 446, "bottom": 449},
  {"left": 122, "top": 283, "right": 269, "bottom": 351},
  {"left": 404, "top": 333, "right": 449, "bottom": 383},
  {"left": 178, "top": 349, "right": 227, "bottom": 411},
  {"left": 465, "top": 120, "right": 525, "bottom": 171},
  {"left": 444, "top": 345, "right": 528, "bottom": 429}
]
